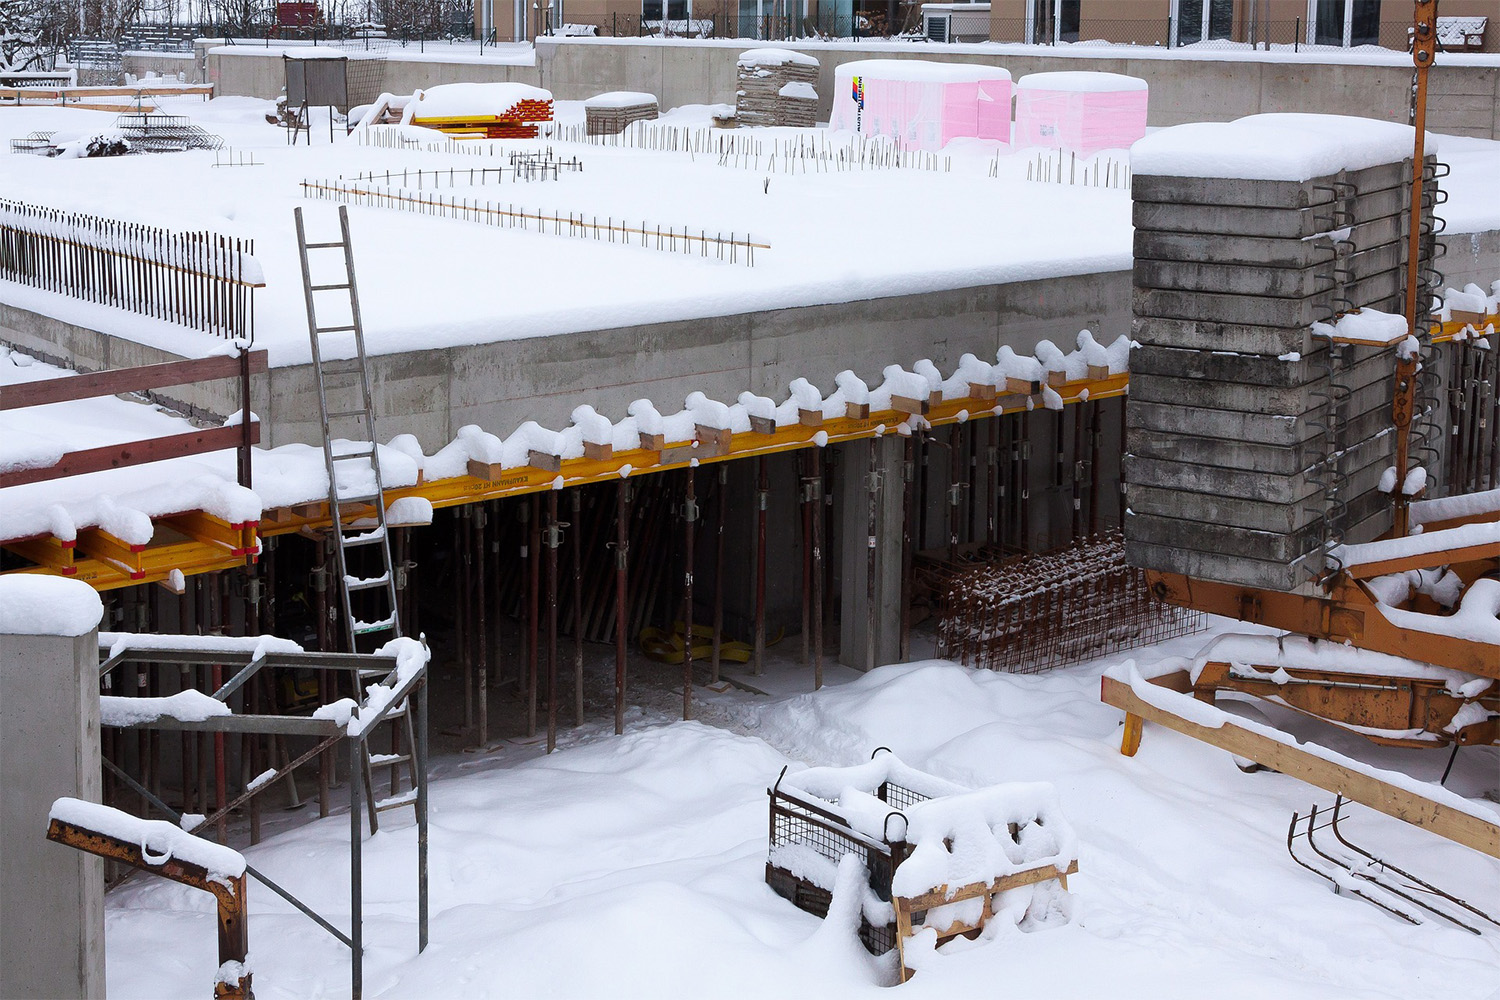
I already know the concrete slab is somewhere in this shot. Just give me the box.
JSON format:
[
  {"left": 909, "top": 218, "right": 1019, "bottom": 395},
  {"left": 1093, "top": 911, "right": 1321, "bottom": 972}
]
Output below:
[
  {"left": 1132, "top": 272, "right": 1403, "bottom": 328},
  {"left": 1126, "top": 537, "right": 1314, "bottom": 593},
  {"left": 1133, "top": 239, "right": 1405, "bottom": 298},
  {"left": 1130, "top": 159, "right": 1414, "bottom": 210}
]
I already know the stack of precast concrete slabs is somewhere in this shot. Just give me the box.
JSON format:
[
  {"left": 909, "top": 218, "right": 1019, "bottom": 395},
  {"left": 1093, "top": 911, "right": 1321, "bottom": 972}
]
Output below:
[{"left": 1125, "top": 114, "right": 1437, "bottom": 593}]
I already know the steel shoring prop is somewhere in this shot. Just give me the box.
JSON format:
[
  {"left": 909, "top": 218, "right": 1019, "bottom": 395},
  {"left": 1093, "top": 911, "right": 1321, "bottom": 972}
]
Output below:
[
  {"left": 753, "top": 457, "right": 768, "bottom": 677},
  {"left": 812, "top": 447, "right": 825, "bottom": 689},
  {"left": 528, "top": 493, "right": 541, "bottom": 739},
  {"left": 865, "top": 438, "right": 879, "bottom": 676},
  {"left": 615, "top": 480, "right": 630, "bottom": 735},
  {"left": 683, "top": 467, "right": 697, "bottom": 721},
  {"left": 477, "top": 501, "right": 489, "bottom": 748},
  {"left": 546, "top": 490, "right": 560, "bottom": 753},
  {"left": 573, "top": 489, "right": 585, "bottom": 726},
  {"left": 712, "top": 466, "right": 726, "bottom": 686}
]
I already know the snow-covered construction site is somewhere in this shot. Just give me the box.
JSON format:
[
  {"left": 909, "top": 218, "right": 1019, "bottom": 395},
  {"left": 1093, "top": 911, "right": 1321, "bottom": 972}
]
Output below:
[{"left": 1, "top": 10, "right": 1498, "bottom": 1000}]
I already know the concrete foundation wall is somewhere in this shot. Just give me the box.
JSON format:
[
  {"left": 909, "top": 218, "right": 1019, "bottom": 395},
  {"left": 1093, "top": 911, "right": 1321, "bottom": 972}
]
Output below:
[
  {"left": 0, "top": 630, "right": 105, "bottom": 1000},
  {"left": 2, "top": 269, "right": 1130, "bottom": 453},
  {"left": 203, "top": 40, "right": 1500, "bottom": 138}
]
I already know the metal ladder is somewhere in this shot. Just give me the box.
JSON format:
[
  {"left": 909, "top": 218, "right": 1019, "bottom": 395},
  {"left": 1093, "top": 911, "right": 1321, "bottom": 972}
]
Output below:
[{"left": 295, "top": 204, "right": 418, "bottom": 831}]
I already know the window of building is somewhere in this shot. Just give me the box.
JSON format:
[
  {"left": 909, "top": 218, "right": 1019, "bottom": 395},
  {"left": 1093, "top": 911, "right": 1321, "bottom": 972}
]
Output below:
[
  {"left": 1174, "top": 0, "right": 1234, "bottom": 46},
  {"left": 1312, "top": 0, "right": 1381, "bottom": 47}
]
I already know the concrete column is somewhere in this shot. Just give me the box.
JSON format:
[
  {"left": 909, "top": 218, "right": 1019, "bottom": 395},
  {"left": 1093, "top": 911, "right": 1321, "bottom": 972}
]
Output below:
[
  {"left": 0, "top": 577, "right": 106, "bottom": 1000},
  {"left": 838, "top": 436, "right": 906, "bottom": 670}
]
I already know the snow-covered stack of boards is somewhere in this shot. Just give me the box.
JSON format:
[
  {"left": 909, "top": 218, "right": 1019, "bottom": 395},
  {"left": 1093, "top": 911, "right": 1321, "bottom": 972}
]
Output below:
[
  {"left": 735, "top": 48, "right": 819, "bottom": 128},
  {"left": 1124, "top": 114, "right": 1438, "bottom": 594},
  {"left": 583, "top": 91, "right": 659, "bottom": 136}
]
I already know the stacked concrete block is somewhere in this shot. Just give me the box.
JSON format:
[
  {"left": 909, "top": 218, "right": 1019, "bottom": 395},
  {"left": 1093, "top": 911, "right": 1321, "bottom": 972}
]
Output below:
[
  {"left": 584, "top": 92, "right": 659, "bottom": 136},
  {"left": 1124, "top": 116, "right": 1437, "bottom": 593},
  {"left": 735, "top": 48, "right": 818, "bottom": 128}
]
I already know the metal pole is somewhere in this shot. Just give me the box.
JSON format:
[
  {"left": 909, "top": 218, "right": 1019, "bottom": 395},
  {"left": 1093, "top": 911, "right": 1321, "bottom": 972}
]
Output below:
[
  {"left": 683, "top": 468, "right": 696, "bottom": 720},
  {"left": 416, "top": 674, "right": 429, "bottom": 952},
  {"left": 615, "top": 480, "right": 629, "bottom": 735},
  {"left": 900, "top": 435, "right": 915, "bottom": 662},
  {"left": 865, "top": 441, "right": 877, "bottom": 675},
  {"left": 1394, "top": 0, "right": 1437, "bottom": 539},
  {"left": 528, "top": 494, "right": 540, "bottom": 738},
  {"left": 349, "top": 735, "right": 363, "bottom": 1000},
  {"left": 476, "top": 502, "right": 488, "bottom": 747},
  {"left": 712, "top": 465, "right": 726, "bottom": 685},
  {"left": 459, "top": 507, "right": 472, "bottom": 733},
  {"left": 572, "top": 489, "right": 584, "bottom": 727},
  {"left": 753, "top": 456, "right": 768, "bottom": 677},
  {"left": 800, "top": 454, "right": 811, "bottom": 668},
  {"left": 546, "top": 490, "right": 559, "bottom": 752}
]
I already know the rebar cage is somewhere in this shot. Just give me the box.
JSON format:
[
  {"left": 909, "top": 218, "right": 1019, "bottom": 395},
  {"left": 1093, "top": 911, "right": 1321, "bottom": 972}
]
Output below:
[{"left": 934, "top": 531, "right": 1204, "bottom": 674}]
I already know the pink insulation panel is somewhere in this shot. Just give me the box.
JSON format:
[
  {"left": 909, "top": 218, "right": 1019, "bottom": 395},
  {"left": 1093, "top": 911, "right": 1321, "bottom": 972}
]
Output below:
[{"left": 1013, "top": 72, "right": 1149, "bottom": 157}]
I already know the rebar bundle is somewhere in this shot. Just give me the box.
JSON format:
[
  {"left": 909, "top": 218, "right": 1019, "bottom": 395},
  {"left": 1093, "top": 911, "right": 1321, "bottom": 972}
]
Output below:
[{"left": 935, "top": 532, "right": 1203, "bottom": 674}]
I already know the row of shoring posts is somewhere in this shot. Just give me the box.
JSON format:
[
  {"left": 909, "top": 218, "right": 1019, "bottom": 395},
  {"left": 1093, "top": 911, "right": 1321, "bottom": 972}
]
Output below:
[
  {"left": 0, "top": 198, "right": 254, "bottom": 340},
  {"left": 1445, "top": 338, "right": 1499, "bottom": 495}
]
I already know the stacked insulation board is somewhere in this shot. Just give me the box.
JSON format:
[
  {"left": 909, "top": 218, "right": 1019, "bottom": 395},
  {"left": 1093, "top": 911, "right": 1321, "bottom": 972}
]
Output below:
[
  {"left": 735, "top": 48, "right": 818, "bottom": 128},
  {"left": 584, "top": 91, "right": 659, "bottom": 136},
  {"left": 1124, "top": 114, "right": 1438, "bottom": 593}
]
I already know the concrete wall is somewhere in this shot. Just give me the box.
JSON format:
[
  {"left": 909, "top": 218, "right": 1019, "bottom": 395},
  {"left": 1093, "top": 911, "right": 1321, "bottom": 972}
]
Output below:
[
  {"left": 2, "top": 269, "right": 1130, "bottom": 452},
  {"left": 204, "top": 38, "right": 1500, "bottom": 138},
  {"left": 0, "top": 624, "right": 105, "bottom": 1000}
]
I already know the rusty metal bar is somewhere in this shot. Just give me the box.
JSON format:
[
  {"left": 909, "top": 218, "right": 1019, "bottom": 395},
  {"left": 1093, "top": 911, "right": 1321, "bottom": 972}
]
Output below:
[{"left": 46, "top": 817, "right": 251, "bottom": 999}]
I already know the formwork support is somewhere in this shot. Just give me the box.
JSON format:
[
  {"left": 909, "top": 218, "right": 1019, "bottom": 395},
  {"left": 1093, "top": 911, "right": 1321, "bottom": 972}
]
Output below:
[
  {"left": 753, "top": 456, "right": 768, "bottom": 677},
  {"left": 571, "top": 488, "right": 584, "bottom": 727},
  {"left": 545, "top": 490, "right": 560, "bottom": 753},
  {"left": 839, "top": 437, "right": 905, "bottom": 670},
  {"left": 683, "top": 468, "right": 697, "bottom": 721},
  {"left": 614, "top": 480, "right": 629, "bottom": 735}
]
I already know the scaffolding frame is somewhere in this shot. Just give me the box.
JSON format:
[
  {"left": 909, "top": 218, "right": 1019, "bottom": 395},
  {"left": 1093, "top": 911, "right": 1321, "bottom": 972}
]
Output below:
[{"left": 96, "top": 639, "right": 430, "bottom": 999}]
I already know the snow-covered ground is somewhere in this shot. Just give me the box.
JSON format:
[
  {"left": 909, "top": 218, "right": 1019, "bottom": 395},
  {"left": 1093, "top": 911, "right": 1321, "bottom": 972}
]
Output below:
[
  {"left": 101, "top": 623, "right": 1500, "bottom": 1000},
  {"left": 3, "top": 97, "right": 1495, "bottom": 369}
]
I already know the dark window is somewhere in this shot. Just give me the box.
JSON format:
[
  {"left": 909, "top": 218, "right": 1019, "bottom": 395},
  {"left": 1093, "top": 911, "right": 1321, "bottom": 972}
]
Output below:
[
  {"left": 1349, "top": 0, "right": 1379, "bottom": 45},
  {"left": 642, "top": 0, "right": 664, "bottom": 19},
  {"left": 1315, "top": 0, "right": 1343, "bottom": 45},
  {"left": 1058, "top": 0, "right": 1080, "bottom": 42},
  {"left": 1208, "top": 0, "right": 1233, "bottom": 39},
  {"left": 666, "top": 0, "right": 688, "bottom": 18}
]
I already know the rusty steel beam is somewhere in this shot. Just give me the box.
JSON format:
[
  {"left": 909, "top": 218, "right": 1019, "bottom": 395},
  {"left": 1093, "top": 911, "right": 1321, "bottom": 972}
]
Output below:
[
  {"left": 0, "top": 422, "right": 261, "bottom": 489},
  {"left": 46, "top": 817, "right": 251, "bottom": 999},
  {"left": 0, "top": 350, "right": 268, "bottom": 410}
]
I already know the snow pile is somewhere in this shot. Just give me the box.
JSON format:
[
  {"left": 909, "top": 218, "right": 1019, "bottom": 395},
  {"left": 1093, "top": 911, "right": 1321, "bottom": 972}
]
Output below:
[
  {"left": 50, "top": 796, "right": 245, "bottom": 878},
  {"left": 1133, "top": 114, "right": 1434, "bottom": 181},
  {"left": 0, "top": 575, "right": 103, "bottom": 636}
]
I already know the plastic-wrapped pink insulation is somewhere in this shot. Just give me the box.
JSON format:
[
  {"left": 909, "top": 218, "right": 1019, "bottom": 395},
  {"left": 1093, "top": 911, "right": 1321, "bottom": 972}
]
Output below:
[{"left": 1013, "top": 72, "right": 1148, "bottom": 158}]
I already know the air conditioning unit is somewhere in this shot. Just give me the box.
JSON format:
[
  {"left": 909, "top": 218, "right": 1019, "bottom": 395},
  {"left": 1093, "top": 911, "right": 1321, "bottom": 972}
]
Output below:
[{"left": 922, "top": 2, "right": 991, "bottom": 43}]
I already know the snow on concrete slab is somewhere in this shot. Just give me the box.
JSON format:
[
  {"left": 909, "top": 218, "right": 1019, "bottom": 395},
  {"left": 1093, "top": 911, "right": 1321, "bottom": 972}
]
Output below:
[
  {"left": 582, "top": 91, "right": 658, "bottom": 109},
  {"left": 1132, "top": 113, "right": 1435, "bottom": 181},
  {"left": 1016, "top": 71, "right": 1148, "bottom": 93},
  {"left": 0, "top": 575, "right": 103, "bottom": 636}
]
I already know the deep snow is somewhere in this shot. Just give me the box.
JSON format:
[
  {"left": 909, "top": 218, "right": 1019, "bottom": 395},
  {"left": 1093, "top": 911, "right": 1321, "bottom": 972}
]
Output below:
[{"left": 99, "top": 625, "right": 1499, "bottom": 1000}]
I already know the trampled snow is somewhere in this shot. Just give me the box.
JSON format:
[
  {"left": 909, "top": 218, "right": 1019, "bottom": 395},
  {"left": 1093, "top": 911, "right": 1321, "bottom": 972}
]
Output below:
[{"left": 96, "top": 630, "right": 1499, "bottom": 1000}]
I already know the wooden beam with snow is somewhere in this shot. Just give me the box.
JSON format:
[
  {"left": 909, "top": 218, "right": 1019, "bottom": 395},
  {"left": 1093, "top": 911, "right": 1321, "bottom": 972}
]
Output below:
[
  {"left": 0, "top": 422, "right": 259, "bottom": 488},
  {"left": 0, "top": 351, "right": 268, "bottom": 410},
  {"left": 1100, "top": 672, "right": 1500, "bottom": 859}
]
